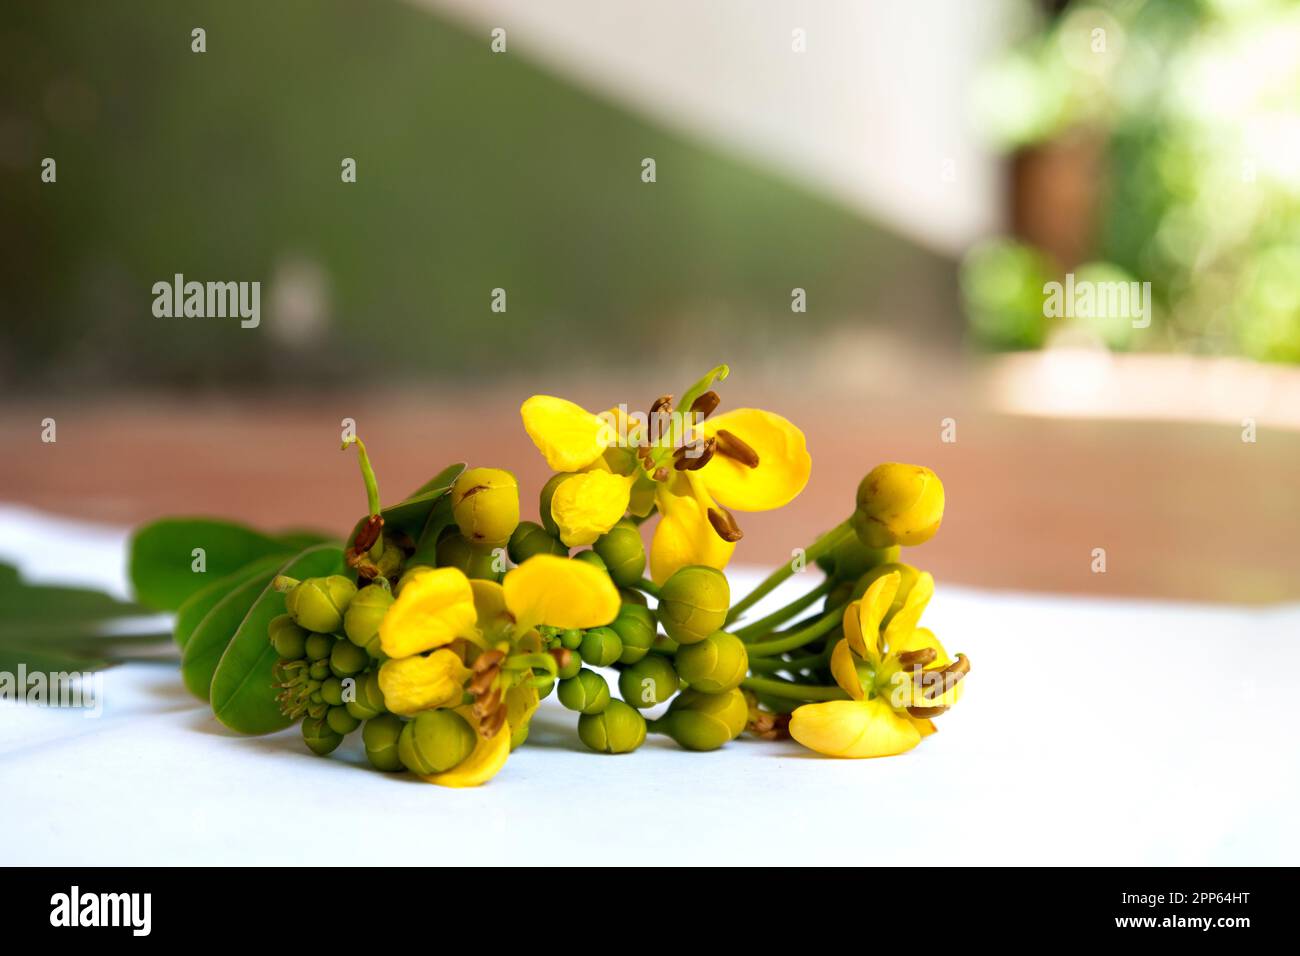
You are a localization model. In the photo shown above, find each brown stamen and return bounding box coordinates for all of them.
[652,467,669,482]
[707,506,744,542]
[479,703,508,738]
[648,394,673,417]
[907,705,948,718]
[922,653,969,700]
[689,390,721,419]
[352,514,385,553]
[673,436,716,471]
[549,647,573,671]
[468,668,498,696]
[472,650,505,674]
[897,648,937,667]
[715,429,760,468]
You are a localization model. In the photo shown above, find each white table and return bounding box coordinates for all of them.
[2,505,1297,865]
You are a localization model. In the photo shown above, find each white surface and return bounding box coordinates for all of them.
[2,505,1298,866]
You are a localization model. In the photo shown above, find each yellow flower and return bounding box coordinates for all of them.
[519,366,811,581]
[376,555,620,785]
[788,571,968,758]
[851,463,945,548]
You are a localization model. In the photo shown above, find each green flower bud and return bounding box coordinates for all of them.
[452,467,520,549]
[560,628,584,651]
[320,676,345,706]
[302,715,343,756]
[658,565,730,645]
[851,562,920,623]
[660,688,748,751]
[578,700,646,754]
[308,660,331,681]
[538,473,571,538]
[593,520,646,588]
[827,535,900,581]
[674,631,748,693]
[618,655,679,709]
[557,669,611,714]
[572,550,608,573]
[326,705,361,736]
[343,584,393,657]
[304,631,334,662]
[268,614,308,660]
[534,672,556,700]
[579,626,623,667]
[398,709,477,775]
[285,575,357,634]
[362,714,405,772]
[556,647,582,680]
[611,604,656,664]
[329,637,369,678]
[851,463,945,548]
[436,532,503,581]
[345,670,388,721]
[508,520,567,563]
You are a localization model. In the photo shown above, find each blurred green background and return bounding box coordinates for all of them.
[0,0,952,390]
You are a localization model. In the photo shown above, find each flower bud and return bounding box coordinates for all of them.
[308,660,331,681]
[508,520,567,563]
[343,584,393,657]
[304,631,333,662]
[345,669,389,721]
[556,647,583,680]
[578,699,646,754]
[302,715,343,756]
[538,473,571,538]
[674,631,748,693]
[560,628,584,651]
[268,614,308,660]
[660,688,748,751]
[285,575,357,634]
[851,463,944,548]
[452,467,520,549]
[611,604,656,664]
[362,714,405,772]
[618,655,679,709]
[851,562,920,622]
[398,709,477,774]
[321,676,345,706]
[557,668,610,714]
[593,520,646,588]
[326,705,361,736]
[436,532,502,581]
[330,638,369,678]
[827,535,900,582]
[658,565,729,645]
[573,550,608,573]
[578,625,623,667]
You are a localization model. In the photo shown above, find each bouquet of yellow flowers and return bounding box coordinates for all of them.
[129,364,968,786]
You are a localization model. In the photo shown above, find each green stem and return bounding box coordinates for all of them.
[740,675,846,702]
[745,606,844,657]
[632,577,661,598]
[732,579,833,641]
[748,652,824,674]
[725,520,854,624]
[343,436,382,517]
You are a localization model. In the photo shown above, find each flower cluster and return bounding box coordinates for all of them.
[260,364,968,785]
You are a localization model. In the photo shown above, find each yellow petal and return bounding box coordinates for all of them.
[829,638,865,699]
[550,471,633,547]
[648,486,736,584]
[883,571,933,648]
[520,395,614,472]
[419,707,511,788]
[701,409,811,511]
[377,650,470,716]
[470,579,510,645]
[788,698,922,758]
[379,567,478,658]
[503,554,620,632]
[848,571,899,664]
[506,680,541,751]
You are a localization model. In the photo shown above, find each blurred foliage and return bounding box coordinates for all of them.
[963,0,1300,361]
[0,0,951,391]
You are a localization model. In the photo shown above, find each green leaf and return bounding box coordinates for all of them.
[0,563,150,623]
[274,528,337,551]
[180,561,283,700]
[172,554,291,651]
[408,494,457,566]
[0,643,110,676]
[129,518,298,611]
[210,545,345,735]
